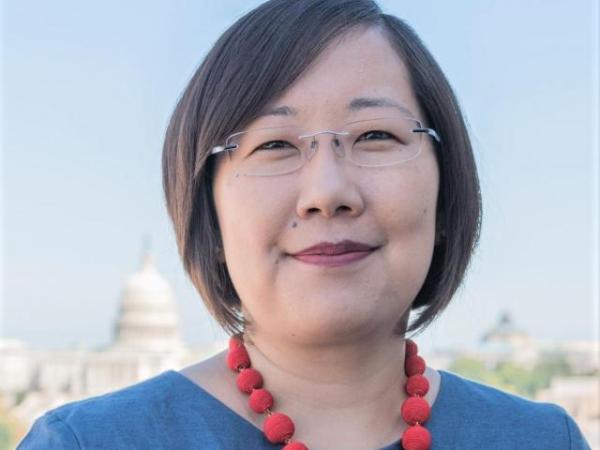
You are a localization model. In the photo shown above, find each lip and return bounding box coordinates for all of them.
[291,250,376,267]
[289,239,378,268]
[291,239,376,256]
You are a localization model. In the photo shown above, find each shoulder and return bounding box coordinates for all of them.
[45,369,178,425]
[439,368,562,417]
[437,370,591,449]
[17,412,81,450]
[17,370,185,449]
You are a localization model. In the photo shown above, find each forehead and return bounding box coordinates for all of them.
[255,26,422,124]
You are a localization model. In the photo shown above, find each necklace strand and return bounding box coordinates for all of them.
[226,335,432,450]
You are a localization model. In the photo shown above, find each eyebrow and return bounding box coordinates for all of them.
[256,96,416,119]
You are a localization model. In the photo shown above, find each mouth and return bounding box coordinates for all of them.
[291,239,376,256]
[289,247,378,267]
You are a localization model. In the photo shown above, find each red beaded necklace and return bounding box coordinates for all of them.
[226,335,432,450]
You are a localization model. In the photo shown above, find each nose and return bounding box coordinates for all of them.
[295,132,365,219]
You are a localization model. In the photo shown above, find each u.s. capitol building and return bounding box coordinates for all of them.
[1,249,226,430]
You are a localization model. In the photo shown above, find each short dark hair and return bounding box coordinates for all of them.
[162,0,482,338]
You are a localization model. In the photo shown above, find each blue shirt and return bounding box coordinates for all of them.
[17,369,592,449]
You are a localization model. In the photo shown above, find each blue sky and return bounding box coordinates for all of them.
[2,0,598,353]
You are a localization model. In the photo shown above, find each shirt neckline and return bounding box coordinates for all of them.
[164,368,447,450]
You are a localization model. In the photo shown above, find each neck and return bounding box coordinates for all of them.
[242,329,410,447]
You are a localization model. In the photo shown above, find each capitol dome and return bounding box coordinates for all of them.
[112,249,184,352]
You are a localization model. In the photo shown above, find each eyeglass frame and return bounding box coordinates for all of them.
[209,116,442,174]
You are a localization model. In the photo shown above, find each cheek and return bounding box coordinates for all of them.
[370,163,438,237]
[373,160,439,289]
[213,172,295,297]
[217,176,292,248]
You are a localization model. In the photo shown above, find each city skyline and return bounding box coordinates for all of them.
[2,0,599,354]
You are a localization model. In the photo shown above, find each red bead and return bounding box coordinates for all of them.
[226,345,250,371]
[264,412,295,443]
[401,424,431,450]
[229,336,243,350]
[282,442,309,450]
[401,396,430,425]
[405,374,429,397]
[236,368,263,394]
[405,339,418,357]
[405,354,426,376]
[249,388,274,413]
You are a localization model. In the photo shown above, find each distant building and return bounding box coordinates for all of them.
[0,249,225,430]
[474,311,540,369]
[423,310,599,448]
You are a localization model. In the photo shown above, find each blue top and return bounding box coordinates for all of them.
[17,369,591,449]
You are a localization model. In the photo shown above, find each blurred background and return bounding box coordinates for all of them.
[1,0,598,448]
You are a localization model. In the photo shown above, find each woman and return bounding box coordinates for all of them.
[18,0,591,449]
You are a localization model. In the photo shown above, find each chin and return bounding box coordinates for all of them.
[280,311,384,345]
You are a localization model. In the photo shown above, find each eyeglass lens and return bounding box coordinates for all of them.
[225,117,425,176]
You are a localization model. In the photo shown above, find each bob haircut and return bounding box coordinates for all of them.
[162,0,482,338]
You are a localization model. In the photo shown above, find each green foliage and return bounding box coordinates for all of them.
[0,404,29,450]
[494,361,539,397]
[15,391,27,406]
[447,353,575,399]
[0,423,10,450]
[448,356,491,383]
[0,413,17,450]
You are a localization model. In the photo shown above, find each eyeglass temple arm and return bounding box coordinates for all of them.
[211,144,238,155]
[413,127,441,144]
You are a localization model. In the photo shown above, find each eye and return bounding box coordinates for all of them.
[254,140,295,152]
[357,130,394,141]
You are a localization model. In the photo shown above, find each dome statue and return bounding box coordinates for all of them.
[112,245,184,352]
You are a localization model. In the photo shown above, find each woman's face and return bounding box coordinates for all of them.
[212,26,439,344]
